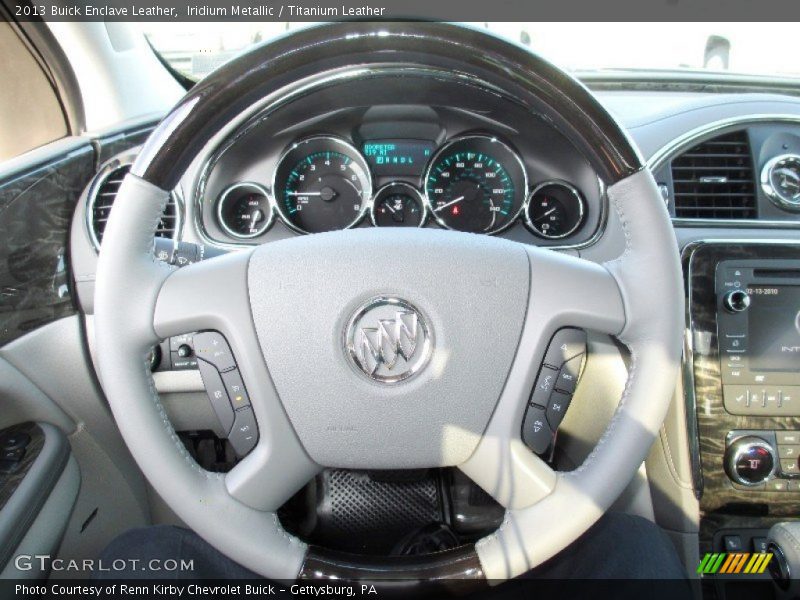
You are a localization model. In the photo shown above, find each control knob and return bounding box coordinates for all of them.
[723,289,751,313]
[724,436,776,486]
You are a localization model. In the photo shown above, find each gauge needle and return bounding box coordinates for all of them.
[534,207,557,222]
[783,177,800,190]
[484,199,497,232]
[384,203,397,214]
[434,195,465,212]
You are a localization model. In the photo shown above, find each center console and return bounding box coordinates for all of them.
[687,243,800,502]
[684,241,800,594]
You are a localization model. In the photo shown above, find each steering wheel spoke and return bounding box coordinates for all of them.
[525,246,626,337]
[460,248,625,509]
[154,251,319,511]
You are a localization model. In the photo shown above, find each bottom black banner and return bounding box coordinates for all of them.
[2,579,717,600]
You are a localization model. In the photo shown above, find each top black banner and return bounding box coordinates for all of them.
[8,0,800,22]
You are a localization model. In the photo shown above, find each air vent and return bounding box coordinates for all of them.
[89,164,180,249]
[670,130,756,220]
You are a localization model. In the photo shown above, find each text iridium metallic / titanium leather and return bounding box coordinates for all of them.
[94,22,682,582]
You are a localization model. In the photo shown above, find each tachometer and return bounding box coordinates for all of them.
[273,137,372,234]
[424,136,527,234]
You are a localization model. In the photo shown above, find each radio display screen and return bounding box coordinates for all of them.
[747,285,800,372]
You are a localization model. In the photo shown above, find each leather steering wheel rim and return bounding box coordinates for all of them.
[93,22,684,585]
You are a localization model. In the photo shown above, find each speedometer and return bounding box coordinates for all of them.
[424,136,527,234]
[273,136,372,234]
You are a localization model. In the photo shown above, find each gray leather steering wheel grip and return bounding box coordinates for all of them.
[93,22,683,582]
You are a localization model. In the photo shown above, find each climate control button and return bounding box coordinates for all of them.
[725,436,776,486]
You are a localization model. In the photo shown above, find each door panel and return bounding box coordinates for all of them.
[0,140,93,346]
[0,127,155,577]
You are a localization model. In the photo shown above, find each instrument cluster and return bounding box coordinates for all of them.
[213,133,589,241]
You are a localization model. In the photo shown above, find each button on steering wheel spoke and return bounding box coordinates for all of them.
[459,247,626,510]
[153,251,319,512]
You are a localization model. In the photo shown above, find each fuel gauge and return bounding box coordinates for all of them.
[370,183,426,228]
[524,181,585,240]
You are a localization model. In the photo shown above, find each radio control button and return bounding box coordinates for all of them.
[778,445,800,459]
[194,331,236,372]
[543,328,586,369]
[723,289,751,313]
[530,366,558,408]
[724,385,800,416]
[197,359,235,434]
[522,405,553,456]
[228,407,258,457]
[555,355,582,394]
[777,431,800,445]
[546,391,573,430]
[722,336,747,352]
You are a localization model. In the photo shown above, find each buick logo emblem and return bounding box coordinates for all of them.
[345,297,432,383]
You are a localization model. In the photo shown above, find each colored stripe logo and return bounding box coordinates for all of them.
[697,552,773,574]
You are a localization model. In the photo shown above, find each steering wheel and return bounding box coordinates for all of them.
[94,22,683,585]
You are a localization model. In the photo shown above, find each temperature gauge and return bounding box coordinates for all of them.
[370,183,426,227]
[216,182,273,239]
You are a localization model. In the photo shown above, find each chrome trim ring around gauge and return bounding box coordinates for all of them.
[648,114,800,229]
[192,66,608,250]
[271,135,373,235]
[523,179,586,240]
[215,182,275,239]
[85,150,184,252]
[369,182,428,228]
[423,135,529,235]
[761,154,800,212]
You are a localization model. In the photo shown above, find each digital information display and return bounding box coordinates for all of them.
[362,140,435,176]
[747,285,800,372]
